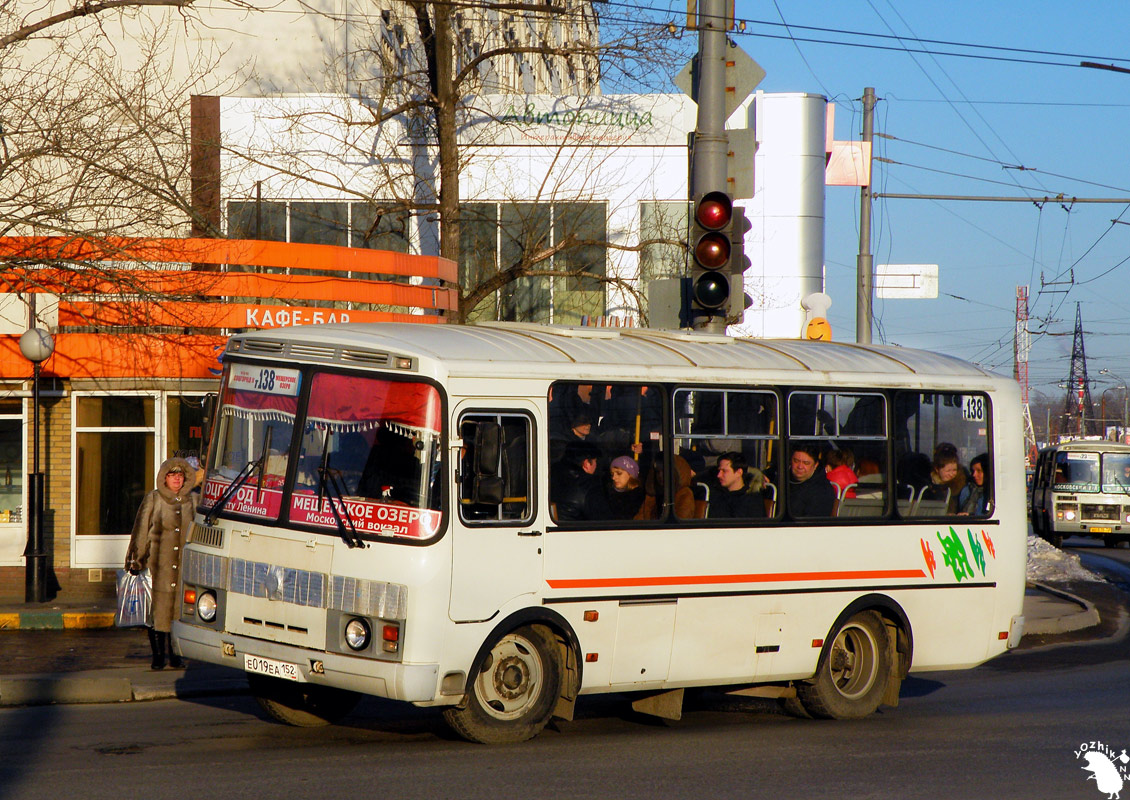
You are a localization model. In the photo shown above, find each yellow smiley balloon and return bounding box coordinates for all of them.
[805,317,832,341]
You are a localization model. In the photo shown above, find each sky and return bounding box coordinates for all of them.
[627,1,1130,409]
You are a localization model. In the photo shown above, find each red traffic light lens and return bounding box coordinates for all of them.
[695,191,733,230]
[694,232,730,269]
[693,272,730,309]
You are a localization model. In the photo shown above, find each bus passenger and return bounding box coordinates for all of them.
[606,455,645,520]
[926,443,965,513]
[550,411,593,466]
[707,452,766,519]
[825,447,858,499]
[958,453,990,516]
[551,441,612,522]
[787,443,837,517]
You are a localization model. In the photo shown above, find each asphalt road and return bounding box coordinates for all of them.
[2,625,1129,800]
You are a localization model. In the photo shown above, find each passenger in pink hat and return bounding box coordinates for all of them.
[607,455,645,520]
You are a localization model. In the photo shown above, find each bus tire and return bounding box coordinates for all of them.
[248,674,360,727]
[444,624,563,744]
[796,610,890,720]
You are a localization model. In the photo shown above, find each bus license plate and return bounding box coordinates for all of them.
[244,654,304,682]
[1091,526,1112,534]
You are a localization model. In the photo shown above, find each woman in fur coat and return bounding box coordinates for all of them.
[124,457,198,669]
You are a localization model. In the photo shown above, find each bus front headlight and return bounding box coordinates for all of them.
[1057,504,1078,522]
[197,591,217,622]
[344,618,371,651]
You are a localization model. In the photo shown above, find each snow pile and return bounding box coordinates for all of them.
[1027,535,1104,583]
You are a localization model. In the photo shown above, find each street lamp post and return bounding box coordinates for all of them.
[1099,369,1128,442]
[1101,387,1122,439]
[19,327,54,603]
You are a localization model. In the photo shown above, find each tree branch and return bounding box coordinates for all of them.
[1,0,202,49]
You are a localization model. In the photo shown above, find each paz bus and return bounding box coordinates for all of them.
[1030,439,1130,548]
[173,322,1026,743]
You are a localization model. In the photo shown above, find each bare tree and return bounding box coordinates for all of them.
[255,0,690,323]
[0,1,259,344]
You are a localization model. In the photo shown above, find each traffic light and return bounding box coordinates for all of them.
[689,191,734,321]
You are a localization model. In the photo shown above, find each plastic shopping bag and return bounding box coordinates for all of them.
[115,568,152,628]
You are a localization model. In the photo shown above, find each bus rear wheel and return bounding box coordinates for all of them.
[796,611,890,720]
[444,625,563,744]
[248,674,360,727]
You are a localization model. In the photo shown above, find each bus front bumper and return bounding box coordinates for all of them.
[173,621,439,703]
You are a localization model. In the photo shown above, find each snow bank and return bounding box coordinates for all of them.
[1027,535,1104,583]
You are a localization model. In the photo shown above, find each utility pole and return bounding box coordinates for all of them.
[856,87,876,344]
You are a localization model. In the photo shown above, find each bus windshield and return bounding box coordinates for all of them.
[1053,450,1101,493]
[203,364,445,541]
[1101,452,1130,494]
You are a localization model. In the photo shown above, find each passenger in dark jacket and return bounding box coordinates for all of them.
[551,441,612,522]
[787,443,837,517]
[707,452,766,519]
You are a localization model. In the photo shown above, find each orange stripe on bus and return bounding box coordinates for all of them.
[545,569,927,589]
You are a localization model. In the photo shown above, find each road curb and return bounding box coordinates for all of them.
[0,669,249,707]
[0,675,133,706]
[0,610,115,631]
[1025,581,1101,635]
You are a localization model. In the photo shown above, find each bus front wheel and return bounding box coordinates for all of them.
[444,625,563,744]
[248,674,359,727]
[796,610,891,720]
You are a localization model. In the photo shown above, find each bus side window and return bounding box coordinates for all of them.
[893,391,991,518]
[459,413,533,525]
[787,391,888,520]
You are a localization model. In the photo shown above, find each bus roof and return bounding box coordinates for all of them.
[228,322,1005,387]
[1039,440,1130,454]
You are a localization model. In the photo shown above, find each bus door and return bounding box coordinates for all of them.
[448,403,543,622]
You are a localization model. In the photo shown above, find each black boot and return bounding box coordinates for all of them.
[168,637,185,670]
[148,627,166,670]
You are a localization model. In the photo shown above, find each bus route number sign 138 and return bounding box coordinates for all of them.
[228,363,302,397]
[962,395,985,422]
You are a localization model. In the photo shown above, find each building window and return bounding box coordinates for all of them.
[639,201,688,284]
[0,401,22,525]
[460,201,607,324]
[460,203,500,322]
[290,202,348,246]
[226,200,411,253]
[350,203,410,253]
[227,200,287,242]
[74,395,155,536]
[166,395,209,468]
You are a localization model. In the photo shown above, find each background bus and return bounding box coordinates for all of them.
[174,322,1026,743]
[1030,440,1130,548]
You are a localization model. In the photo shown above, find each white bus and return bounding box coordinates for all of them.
[1030,440,1130,548]
[174,322,1026,743]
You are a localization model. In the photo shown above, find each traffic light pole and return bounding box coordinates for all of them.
[690,0,729,196]
[690,0,729,332]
